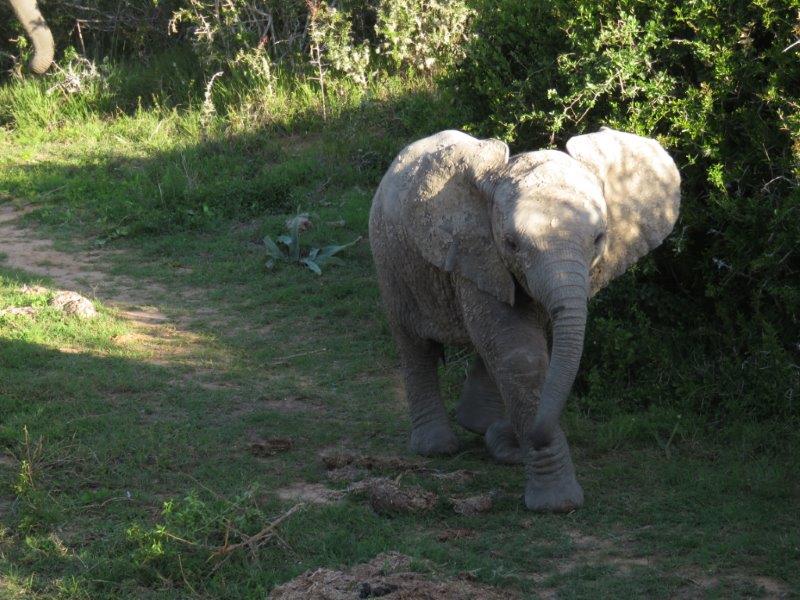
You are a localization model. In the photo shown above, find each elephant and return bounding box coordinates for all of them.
[8,0,54,74]
[368,128,680,512]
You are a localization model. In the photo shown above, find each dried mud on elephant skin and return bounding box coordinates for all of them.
[270,552,517,599]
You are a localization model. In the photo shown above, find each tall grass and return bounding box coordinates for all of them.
[0,51,458,239]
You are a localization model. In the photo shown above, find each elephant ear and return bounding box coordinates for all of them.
[566,127,681,295]
[399,130,515,304]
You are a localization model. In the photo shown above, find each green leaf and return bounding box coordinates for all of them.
[301,258,322,275]
[315,237,361,264]
[276,235,294,247]
[263,236,284,259]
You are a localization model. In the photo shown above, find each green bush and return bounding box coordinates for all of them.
[170,0,472,80]
[452,0,800,425]
[2,0,472,85]
[374,0,473,73]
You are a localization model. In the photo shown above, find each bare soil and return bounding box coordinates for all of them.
[270,552,517,599]
[0,204,223,377]
[0,205,162,319]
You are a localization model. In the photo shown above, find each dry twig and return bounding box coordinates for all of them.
[209,503,304,561]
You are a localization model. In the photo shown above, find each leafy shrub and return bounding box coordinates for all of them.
[308,2,371,86]
[374,0,473,73]
[170,0,471,78]
[452,0,800,425]
[169,0,308,71]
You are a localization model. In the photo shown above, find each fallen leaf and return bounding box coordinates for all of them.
[250,437,293,457]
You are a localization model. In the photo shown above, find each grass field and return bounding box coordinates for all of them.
[0,68,798,598]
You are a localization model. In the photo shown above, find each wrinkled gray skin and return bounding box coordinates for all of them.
[8,0,54,74]
[369,128,680,512]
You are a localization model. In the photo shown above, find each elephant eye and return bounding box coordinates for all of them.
[504,236,519,253]
[593,232,606,261]
[594,232,606,249]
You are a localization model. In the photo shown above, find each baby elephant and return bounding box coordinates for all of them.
[369,128,680,512]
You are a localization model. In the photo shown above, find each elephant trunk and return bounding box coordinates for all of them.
[525,246,589,450]
[9,0,54,74]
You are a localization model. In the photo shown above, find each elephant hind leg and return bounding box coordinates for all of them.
[485,420,524,464]
[455,355,526,465]
[394,330,458,456]
[455,355,506,434]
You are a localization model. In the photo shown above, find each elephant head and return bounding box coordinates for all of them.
[8,0,54,74]
[405,128,680,501]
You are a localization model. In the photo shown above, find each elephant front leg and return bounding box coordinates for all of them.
[523,425,582,512]
[489,341,583,511]
[395,332,458,456]
[459,284,583,511]
[495,350,582,512]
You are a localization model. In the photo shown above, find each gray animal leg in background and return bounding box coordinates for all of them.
[485,419,524,464]
[456,355,506,434]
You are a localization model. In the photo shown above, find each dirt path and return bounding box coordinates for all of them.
[0,204,171,323]
[0,204,212,369]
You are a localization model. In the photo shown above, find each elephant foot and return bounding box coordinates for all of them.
[410,421,458,456]
[525,472,583,513]
[523,430,584,512]
[485,420,524,464]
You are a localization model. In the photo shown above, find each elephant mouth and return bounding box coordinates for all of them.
[510,273,527,304]
[511,274,551,321]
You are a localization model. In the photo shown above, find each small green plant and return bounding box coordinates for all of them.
[264,213,360,274]
[12,426,41,498]
[127,489,303,575]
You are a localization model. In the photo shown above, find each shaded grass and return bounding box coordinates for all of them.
[1,200,797,598]
[1,55,452,240]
